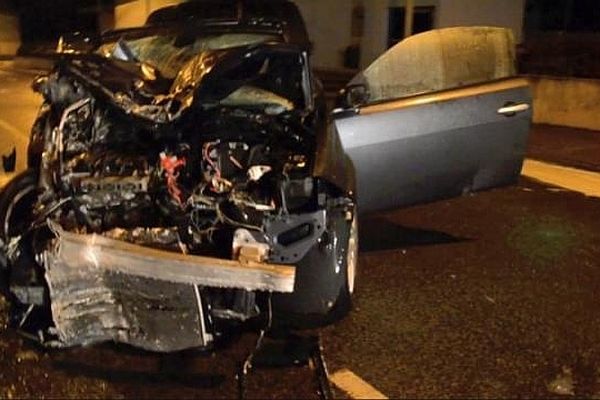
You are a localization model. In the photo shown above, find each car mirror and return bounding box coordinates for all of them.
[31,75,49,94]
[56,32,99,54]
[337,84,369,110]
[347,84,369,107]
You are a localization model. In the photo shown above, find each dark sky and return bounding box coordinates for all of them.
[15,0,113,42]
[526,0,600,32]
[12,0,600,44]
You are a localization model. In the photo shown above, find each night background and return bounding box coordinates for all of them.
[5,1,107,39]
[1,0,599,78]
[0,1,599,399]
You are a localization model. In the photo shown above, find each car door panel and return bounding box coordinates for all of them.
[335,78,531,213]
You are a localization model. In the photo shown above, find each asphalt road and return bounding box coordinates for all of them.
[0,65,42,184]
[1,180,599,399]
[0,67,599,398]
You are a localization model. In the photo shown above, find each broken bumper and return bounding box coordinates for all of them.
[43,227,295,352]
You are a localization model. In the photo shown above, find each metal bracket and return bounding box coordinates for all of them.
[236,333,334,400]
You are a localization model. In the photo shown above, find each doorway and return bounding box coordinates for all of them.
[388,6,435,48]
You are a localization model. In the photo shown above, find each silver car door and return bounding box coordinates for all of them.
[334,27,532,213]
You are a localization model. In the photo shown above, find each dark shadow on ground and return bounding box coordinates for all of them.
[52,357,226,389]
[528,124,600,172]
[359,216,470,253]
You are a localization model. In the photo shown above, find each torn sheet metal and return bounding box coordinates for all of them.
[46,226,296,293]
[45,262,211,352]
[53,42,307,124]
[43,225,295,351]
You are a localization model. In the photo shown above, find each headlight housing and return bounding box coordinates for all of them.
[60,98,93,155]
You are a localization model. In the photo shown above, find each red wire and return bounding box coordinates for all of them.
[161,153,187,207]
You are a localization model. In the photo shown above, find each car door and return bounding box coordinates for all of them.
[334,27,532,214]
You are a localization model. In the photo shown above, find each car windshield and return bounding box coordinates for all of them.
[97,32,281,79]
[96,32,305,113]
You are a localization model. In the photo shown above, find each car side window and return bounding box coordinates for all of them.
[349,26,517,105]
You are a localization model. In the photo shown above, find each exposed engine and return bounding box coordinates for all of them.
[39,79,317,263]
[3,42,355,353]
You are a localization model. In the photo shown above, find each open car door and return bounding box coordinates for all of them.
[334,27,532,214]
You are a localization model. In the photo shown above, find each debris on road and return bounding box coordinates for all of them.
[547,366,576,396]
[0,296,8,329]
[484,295,496,304]
[16,350,39,363]
[1,384,17,400]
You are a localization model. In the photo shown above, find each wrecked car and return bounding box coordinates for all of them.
[0,7,531,352]
[0,20,355,352]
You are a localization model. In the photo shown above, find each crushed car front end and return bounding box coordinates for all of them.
[0,26,357,352]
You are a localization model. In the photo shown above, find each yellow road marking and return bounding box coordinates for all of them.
[522,159,600,198]
[330,369,388,399]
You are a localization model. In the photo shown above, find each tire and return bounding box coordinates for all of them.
[0,169,53,335]
[0,169,38,244]
[272,208,358,330]
[327,209,358,322]
[0,169,38,293]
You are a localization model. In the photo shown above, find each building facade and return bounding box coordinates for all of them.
[0,2,20,56]
[1,0,526,70]
[111,0,525,69]
[293,0,525,69]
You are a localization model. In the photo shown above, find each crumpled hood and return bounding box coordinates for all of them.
[52,42,304,123]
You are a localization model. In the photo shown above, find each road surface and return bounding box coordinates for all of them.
[1,177,599,398]
[0,65,42,185]
[0,65,599,399]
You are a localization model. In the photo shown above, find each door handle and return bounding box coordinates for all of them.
[497,103,530,116]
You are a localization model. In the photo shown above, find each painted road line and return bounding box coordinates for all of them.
[522,159,600,199]
[330,369,388,399]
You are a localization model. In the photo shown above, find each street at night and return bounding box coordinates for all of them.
[1,0,600,399]
[0,66,598,396]
[0,64,41,185]
[0,173,599,398]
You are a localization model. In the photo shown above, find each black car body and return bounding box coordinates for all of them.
[145,0,310,50]
[1,18,356,352]
[0,3,531,353]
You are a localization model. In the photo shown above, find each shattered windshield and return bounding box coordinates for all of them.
[98,32,281,79]
[96,31,304,113]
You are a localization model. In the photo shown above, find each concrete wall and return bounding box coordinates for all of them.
[437,0,525,42]
[294,0,354,70]
[361,0,441,68]
[529,76,600,132]
[359,0,525,69]
[360,0,388,69]
[110,0,525,70]
[0,12,20,56]
[115,0,183,29]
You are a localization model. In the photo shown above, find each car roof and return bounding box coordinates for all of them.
[145,0,310,49]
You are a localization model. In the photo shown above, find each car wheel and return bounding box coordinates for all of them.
[0,169,54,336]
[328,209,358,321]
[0,169,38,245]
[0,169,38,297]
[346,211,358,295]
[271,207,358,330]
